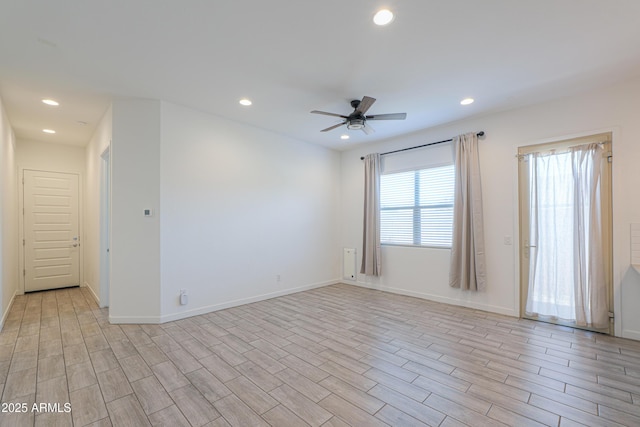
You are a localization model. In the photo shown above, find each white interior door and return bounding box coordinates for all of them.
[24,170,80,292]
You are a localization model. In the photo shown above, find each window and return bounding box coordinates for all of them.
[380,164,454,247]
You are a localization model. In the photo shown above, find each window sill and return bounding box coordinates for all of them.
[381,243,452,250]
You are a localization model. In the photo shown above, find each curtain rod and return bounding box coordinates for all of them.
[360,131,485,160]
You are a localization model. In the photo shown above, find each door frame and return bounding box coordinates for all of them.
[18,167,84,294]
[517,132,614,334]
[99,146,111,307]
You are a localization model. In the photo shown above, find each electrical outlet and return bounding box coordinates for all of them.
[180,289,188,305]
[504,235,513,245]
[276,274,281,282]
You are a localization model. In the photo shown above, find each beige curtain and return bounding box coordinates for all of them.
[361,153,382,276]
[571,144,608,327]
[449,133,486,291]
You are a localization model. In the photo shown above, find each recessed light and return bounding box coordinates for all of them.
[42,99,59,106]
[43,129,56,134]
[340,134,350,140]
[239,98,252,106]
[460,98,474,105]
[373,9,394,26]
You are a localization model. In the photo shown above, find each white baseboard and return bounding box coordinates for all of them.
[345,279,518,317]
[109,314,162,324]
[109,279,340,325]
[84,281,101,306]
[0,289,18,331]
[622,329,640,341]
[159,279,339,324]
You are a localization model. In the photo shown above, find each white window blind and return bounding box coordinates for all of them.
[380,164,454,247]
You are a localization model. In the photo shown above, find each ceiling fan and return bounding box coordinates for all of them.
[310,96,407,135]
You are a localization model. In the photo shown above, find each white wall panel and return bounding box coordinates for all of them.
[0,96,18,328]
[83,106,112,306]
[110,99,161,322]
[159,101,341,321]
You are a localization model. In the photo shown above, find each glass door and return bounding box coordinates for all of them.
[518,134,613,334]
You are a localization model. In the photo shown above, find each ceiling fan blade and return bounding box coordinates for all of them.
[366,113,407,120]
[310,110,349,119]
[362,123,375,135]
[320,122,347,132]
[355,96,376,114]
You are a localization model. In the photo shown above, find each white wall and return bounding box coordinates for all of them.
[110,99,161,323]
[340,75,640,340]
[0,96,18,328]
[84,107,112,305]
[16,139,86,172]
[159,101,340,321]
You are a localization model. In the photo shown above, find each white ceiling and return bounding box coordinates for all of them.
[1,0,639,150]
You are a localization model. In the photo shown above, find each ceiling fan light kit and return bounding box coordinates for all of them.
[347,119,364,130]
[310,96,406,135]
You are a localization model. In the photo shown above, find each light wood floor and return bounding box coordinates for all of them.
[1,284,639,426]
